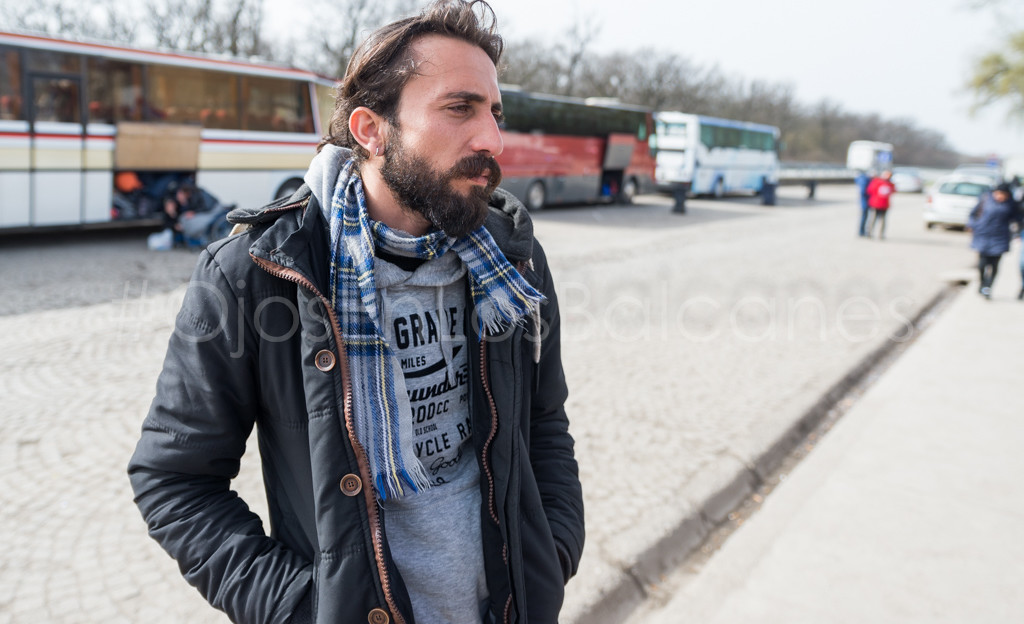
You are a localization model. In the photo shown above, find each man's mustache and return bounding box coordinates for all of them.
[448,154,502,187]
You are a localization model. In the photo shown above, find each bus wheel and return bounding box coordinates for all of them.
[275,178,304,200]
[526,181,546,211]
[713,178,725,199]
[617,177,637,204]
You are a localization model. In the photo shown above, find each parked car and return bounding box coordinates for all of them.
[923,174,993,229]
[953,164,1003,186]
[891,167,923,193]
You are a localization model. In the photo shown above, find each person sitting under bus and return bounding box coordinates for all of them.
[162,181,233,247]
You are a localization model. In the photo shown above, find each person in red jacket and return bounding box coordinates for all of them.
[866,170,896,240]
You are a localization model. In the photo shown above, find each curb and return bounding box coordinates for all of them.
[573,283,961,624]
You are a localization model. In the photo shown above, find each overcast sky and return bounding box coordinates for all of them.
[267,0,1024,157]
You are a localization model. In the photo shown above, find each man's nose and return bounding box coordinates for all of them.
[471,113,503,157]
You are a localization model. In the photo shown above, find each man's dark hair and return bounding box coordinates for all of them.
[317,0,504,159]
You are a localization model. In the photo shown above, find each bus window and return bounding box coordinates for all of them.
[148,65,240,129]
[661,122,687,138]
[0,49,22,120]
[26,49,81,73]
[700,125,713,148]
[31,77,80,123]
[87,58,145,124]
[242,76,314,133]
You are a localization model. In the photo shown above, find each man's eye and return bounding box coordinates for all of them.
[493,112,506,124]
[450,104,471,114]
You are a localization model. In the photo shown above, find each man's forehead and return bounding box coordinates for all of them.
[406,35,499,94]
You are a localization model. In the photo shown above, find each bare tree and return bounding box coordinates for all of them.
[0,0,140,44]
[144,0,271,58]
[146,0,215,53]
[294,0,419,77]
[557,12,601,96]
[215,0,268,57]
[501,38,565,92]
[500,14,603,97]
[0,0,272,59]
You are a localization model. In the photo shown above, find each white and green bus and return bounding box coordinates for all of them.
[653,111,780,200]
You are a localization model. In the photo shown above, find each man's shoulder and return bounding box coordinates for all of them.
[200,187,317,277]
[227,185,313,228]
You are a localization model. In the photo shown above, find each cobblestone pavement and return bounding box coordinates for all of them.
[0,186,976,622]
[0,230,201,317]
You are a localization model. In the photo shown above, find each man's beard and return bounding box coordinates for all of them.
[379,126,502,238]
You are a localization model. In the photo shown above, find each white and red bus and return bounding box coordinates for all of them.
[0,30,335,230]
[497,87,656,210]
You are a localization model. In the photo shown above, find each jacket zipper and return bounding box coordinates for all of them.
[479,337,513,624]
[251,253,406,624]
[479,338,501,526]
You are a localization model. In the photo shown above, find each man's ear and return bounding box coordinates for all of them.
[349,106,387,158]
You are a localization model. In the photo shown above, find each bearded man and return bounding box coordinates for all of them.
[127,1,584,623]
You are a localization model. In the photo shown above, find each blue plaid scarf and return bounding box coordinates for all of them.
[326,159,544,501]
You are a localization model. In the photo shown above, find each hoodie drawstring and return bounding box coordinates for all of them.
[437,284,459,385]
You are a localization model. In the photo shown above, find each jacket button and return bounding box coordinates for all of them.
[314,349,335,372]
[340,474,362,497]
[368,608,390,624]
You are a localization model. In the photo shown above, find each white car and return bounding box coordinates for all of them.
[923,174,992,229]
[891,167,923,193]
[952,164,1003,187]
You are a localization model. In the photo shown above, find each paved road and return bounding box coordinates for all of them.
[0,186,976,622]
[625,240,1024,624]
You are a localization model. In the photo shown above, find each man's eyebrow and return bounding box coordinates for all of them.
[442,91,503,112]
[443,90,486,103]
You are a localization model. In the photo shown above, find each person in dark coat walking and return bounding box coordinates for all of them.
[127,2,584,623]
[968,183,1022,299]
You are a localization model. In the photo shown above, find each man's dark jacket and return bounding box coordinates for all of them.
[127,185,585,624]
[969,191,1022,256]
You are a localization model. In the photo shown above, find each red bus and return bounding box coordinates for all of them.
[497,87,656,210]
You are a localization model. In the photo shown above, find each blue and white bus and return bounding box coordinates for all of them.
[653,111,780,199]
